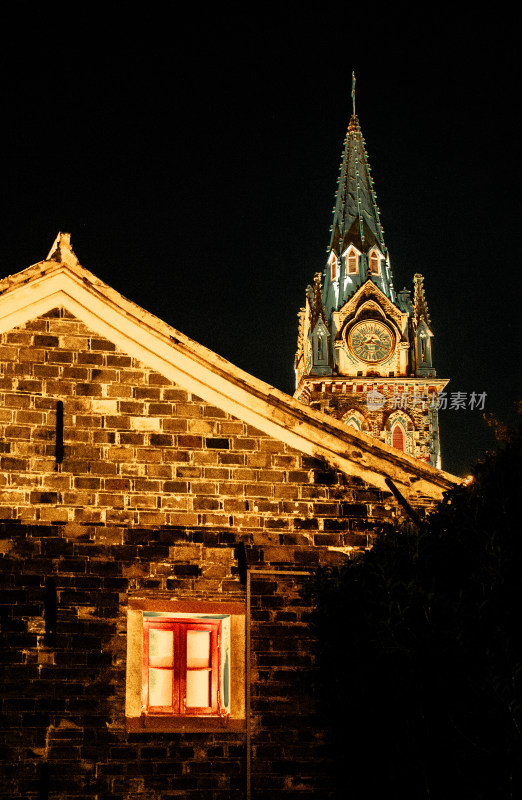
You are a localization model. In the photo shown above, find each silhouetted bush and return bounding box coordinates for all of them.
[313,417,522,799]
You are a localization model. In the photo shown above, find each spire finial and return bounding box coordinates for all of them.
[351,71,356,116]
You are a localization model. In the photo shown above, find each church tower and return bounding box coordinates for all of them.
[295,78,448,468]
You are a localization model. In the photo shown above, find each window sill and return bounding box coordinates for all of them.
[126,715,246,733]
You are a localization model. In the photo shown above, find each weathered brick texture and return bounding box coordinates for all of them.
[0,309,405,543]
[0,309,419,799]
[308,382,438,461]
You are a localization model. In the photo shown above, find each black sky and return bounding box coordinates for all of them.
[1,19,520,477]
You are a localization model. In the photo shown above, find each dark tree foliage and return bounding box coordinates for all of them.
[313,419,522,799]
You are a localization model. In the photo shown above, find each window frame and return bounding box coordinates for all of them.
[142,617,221,717]
[369,250,381,276]
[391,422,406,451]
[330,252,338,282]
[346,248,358,275]
[126,599,246,733]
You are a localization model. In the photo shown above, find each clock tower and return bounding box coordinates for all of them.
[294,80,448,468]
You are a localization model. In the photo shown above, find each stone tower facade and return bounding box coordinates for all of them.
[295,104,448,468]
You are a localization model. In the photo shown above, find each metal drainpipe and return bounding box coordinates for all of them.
[246,568,311,800]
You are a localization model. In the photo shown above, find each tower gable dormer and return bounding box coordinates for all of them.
[333,279,407,342]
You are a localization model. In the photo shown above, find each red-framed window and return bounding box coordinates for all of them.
[369,251,380,275]
[142,618,221,716]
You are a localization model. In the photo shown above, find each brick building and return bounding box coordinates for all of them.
[0,232,457,799]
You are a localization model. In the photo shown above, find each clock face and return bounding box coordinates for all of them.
[348,321,394,363]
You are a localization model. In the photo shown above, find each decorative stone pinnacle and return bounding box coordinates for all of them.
[46,232,80,268]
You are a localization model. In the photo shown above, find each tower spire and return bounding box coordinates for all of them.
[294,79,448,471]
[324,83,395,319]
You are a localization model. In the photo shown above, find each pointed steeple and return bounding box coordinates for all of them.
[323,79,395,317]
[330,112,386,258]
[295,79,448,471]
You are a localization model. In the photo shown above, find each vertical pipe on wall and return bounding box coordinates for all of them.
[38,762,49,800]
[246,570,251,800]
[245,568,311,800]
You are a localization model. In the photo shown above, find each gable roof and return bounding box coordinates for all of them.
[0,234,459,502]
[334,278,406,336]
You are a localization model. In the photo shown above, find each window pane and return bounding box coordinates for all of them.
[186,630,210,668]
[149,629,174,667]
[149,668,173,706]
[186,669,210,707]
[392,425,405,451]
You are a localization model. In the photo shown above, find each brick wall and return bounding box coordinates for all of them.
[0,309,402,542]
[0,308,413,799]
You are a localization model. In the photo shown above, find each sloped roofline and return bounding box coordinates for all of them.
[0,234,459,501]
[338,278,402,318]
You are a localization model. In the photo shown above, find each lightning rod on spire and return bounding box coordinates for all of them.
[352,72,356,115]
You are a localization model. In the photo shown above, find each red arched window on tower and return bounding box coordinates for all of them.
[392,423,405,452]
[369,251,380,275]
[347,250,358,274]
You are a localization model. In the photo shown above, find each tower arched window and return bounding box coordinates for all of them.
[391,423,405,452]
[342,409,367,431]
[347,249,358,275]
[369,251,380,275]
[346,417,361,431]
[330,254,338,282]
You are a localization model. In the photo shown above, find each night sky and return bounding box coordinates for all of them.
[1,21,520,478]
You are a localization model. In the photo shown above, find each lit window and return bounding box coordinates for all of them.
[126,601,245,732]
[391,423,405,451]
[369,251,380,275]
[143,617,223,716]
[347,249,358,274]
[420,337,426,362]
[330,254,338,281]
[316,334,324,361]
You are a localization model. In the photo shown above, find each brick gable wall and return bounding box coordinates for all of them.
[0,309,401,544]
[0,308,416,799]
